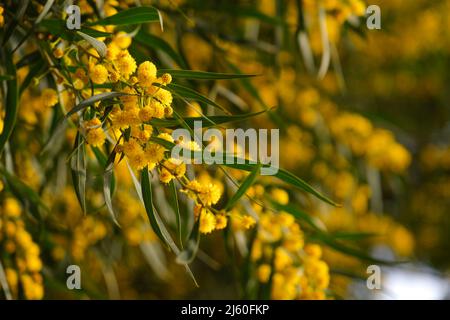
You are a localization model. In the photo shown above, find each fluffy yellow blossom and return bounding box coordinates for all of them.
[41,88,58,107]
[215,213,228,230]
[137,61,157,87]
[115,51,137,79]
[257,264,271,283]
[159,167,174,183]
[197,183,221,206]
[113,31,132,49]
[145,143,166,164]
[89,64,108,84]
[199,209,216,234]
[85,118,105,147]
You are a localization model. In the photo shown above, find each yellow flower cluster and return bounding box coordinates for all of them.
[184,178,224,234]
[0,198,43,299]
[252,211,329,300]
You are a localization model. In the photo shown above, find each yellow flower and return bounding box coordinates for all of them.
[304,244,322,259]
[199,209,216,234]
[4,198,22,218]
[89,64,108,84]
[159,167,174,183]
[145,143,165,164]
[154,88,173,106]
[85,118,105,147]
[86,128,105,147]
[137,61,157,87]
[161,73,172,85]
[115,51,137,79]
[41,88,58,107]
[122,138,142,156]
[113,31,132,49]
[241,215,256,229]
[215,213,228,230]
[139,106,154,122]
[257,264,271,283]
[270,188,289,205]
[198,183,222,206]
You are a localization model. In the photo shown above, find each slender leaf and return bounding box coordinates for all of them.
[270,200,325,231]
[67,92,125,117]
[166,83,229,114]
[134,31,187,69]
[77,31,107,58]
[176,220,200,265]
[157,69,257,80]
[225,163,261,210]
[149,109,268,128]
[88,7,160,26]
[141,167,168,244]
[70,133,87,213]
[0,50,19,155]
[169,180,183,248]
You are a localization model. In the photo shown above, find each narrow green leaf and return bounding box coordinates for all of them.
[77,31,107,58]
[141,167,168,244]
[225,163,261,210]
[270,200,325,231]
[149,137,337,206]
[169,180,183,248]
[88,7,160,26]
[70,133,87,213]
[134,31,187,69]
[0,50,19,155]
[315,233,406,265]
[149,109,268,128]
[0,75,14,81]
[176,220,200,265]
[166,83,229,114]
[157,69,257,80]
[67,92,125,117]
[93,147,119,226]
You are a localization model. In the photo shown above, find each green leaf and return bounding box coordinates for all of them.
[166,83,229,114]
[0,75,14,81]
[92,147,119,226]
[176,220,200,265]
[2,0,30,45]
[223,163,338,206]
[141,167,168,244]
[274,169,339,206]
[157,69,257,80]
[0,50,19,155]
[149,109,268,128]
[136,166,198,286]
[77,31,107,58]
[270,200,325,231]
[70,133,87,213]
[330,231,379,241]
[88,7,160,26]
[67,92,125,117]
[225,163,261,210]
[169,180,183,248]
[134,31,187,69]
[149,138,337,206]
[314,233,405,265]
[39,19,112,40]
